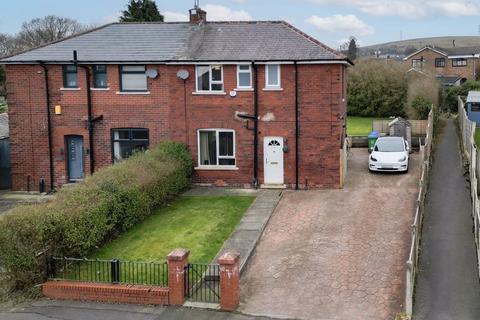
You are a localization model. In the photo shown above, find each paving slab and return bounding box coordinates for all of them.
[240,148,421,320]
[0,190,54,214]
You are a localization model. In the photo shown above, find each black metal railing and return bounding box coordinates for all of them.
[184,263,220,303]
[48,257,168,287]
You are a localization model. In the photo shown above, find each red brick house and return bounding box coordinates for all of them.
[1,6,351,191]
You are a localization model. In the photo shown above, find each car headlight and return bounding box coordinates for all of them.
[370,156,378,162]
[398,156,407,162]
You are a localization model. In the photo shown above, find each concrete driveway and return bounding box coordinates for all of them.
[240,148,421,320]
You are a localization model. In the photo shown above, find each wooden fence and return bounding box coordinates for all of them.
[405,109,434,316]
[457,97,480,280]
[373,119,428,136]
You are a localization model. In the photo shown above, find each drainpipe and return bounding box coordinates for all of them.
[252,61,259,188]
[73,50,95,175]
[39,63,55,192]
[294,61,299,190]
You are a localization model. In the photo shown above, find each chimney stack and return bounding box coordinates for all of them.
[189,3,207,24]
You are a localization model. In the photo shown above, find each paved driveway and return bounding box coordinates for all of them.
[240,148,421,320]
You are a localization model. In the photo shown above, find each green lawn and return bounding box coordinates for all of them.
[93,196,255,263]
[475,131,480,147]
[347,116,387,136]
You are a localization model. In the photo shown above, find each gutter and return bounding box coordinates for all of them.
[39,63,55,192]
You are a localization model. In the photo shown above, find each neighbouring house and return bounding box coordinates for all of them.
[403,46,480,84]
[0,6,351,191]
[465,91,480,125]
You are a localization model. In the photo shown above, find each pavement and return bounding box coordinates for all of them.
[413,119,480,320]
[0,190,53,214]
[240,148,421,320]
[0,299,280,320]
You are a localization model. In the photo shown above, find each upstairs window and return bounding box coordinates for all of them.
[120,65,147,92]
[196,65,224,92]
[265,64,281,88]
[237,64,252,89]
[63,65,78,88]
[112,128,149,163]
[412,59,423,69]
[452,58,467,67]
[198,129,235,167]
[435,58,445,68]
[93,65,108,88]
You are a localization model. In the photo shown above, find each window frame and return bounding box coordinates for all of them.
[265,64,281,88]
[63,65,78,88]
[452,58,467,67]
[93,65,108,88]
[119,65,148,92]
[195,65,224,92]
[197,129,236,168]
[412,59,423,69]
[111,128,149,163]
[236,64,252,89]
[435,58,445,68]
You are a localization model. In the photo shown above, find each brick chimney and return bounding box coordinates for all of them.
[189,6,207,24]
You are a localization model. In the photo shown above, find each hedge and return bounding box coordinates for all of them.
[0,141,192,292]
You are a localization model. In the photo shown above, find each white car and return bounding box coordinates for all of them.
[369,136,409,172]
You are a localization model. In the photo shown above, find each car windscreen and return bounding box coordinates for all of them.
[374,139,405,152]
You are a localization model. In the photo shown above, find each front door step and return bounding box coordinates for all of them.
[260,184,287,189]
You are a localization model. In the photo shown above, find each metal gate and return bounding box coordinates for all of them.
[184,263,220,303]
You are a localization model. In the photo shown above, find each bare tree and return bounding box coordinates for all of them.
[16,15,87,49]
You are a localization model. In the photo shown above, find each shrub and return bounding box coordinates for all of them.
[0,141,191,292]
[347,59,408,117]
[410,95,432,120]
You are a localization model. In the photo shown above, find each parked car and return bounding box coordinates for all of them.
[369,136,409,173]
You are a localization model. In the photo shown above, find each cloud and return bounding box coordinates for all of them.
[306,14,375,36]
[164,11,188,22]
[426,1,480,16]
[203,4,252,20]
[309,0,480,19]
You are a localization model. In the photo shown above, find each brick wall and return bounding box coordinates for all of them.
[5,62,346,190]
[404,48,478,80]
[42,281,169,305]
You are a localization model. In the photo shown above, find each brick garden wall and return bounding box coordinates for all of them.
[5,63,346,190]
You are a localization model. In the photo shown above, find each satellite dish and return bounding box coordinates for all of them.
[177,70,190,80]
[146,69,158,79]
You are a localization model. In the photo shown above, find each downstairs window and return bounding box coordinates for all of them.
[198,129,235,167]
[112,128,149,163]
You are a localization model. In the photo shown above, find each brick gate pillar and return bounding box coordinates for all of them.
[218,252,240,311]
[166,248,189,305]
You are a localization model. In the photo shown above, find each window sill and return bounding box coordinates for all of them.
[91,87,110,91]
[116,91,150,95]
[235,88,254,92]
[60,87,81,91]
[192,91,227,95]
[195,166,239,171]
[263,87,283,91]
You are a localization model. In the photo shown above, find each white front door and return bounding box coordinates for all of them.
[264,137,284,185]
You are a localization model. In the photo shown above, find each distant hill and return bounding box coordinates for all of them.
[360,36,480,57]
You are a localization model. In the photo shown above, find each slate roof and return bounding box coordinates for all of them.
[0,113,8,139]
[0,22,347,63]
[435,46,480,56]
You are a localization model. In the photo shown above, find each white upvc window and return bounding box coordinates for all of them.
[237,64,252,89]
[197,129,235,167]
[265,64,281,88]
[196,65,224,92]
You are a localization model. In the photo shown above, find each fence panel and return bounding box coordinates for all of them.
[405,109,434,315]
[457,97,480,279]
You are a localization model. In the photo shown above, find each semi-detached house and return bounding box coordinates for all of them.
[0,6,352,191]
